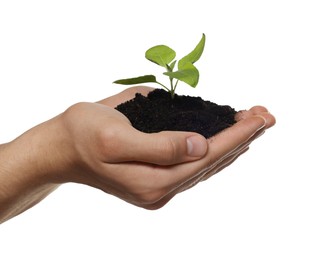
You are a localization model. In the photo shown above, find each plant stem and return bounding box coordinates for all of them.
[166,66,176,99]
[156,81,170,92]
[173,80,179,96]
[169,77,175,99]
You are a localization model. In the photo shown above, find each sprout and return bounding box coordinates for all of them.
[114,34,206,99]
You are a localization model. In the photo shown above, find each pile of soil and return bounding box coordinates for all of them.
[115,89,237,139]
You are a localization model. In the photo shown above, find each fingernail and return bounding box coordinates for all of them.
[186,135,208,157]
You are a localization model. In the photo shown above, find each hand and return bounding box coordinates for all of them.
[0,86,275,223]
[60,86,275,209]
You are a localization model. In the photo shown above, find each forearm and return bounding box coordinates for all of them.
[0,115,70,223]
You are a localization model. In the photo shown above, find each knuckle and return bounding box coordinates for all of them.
[96,127,122,160]
[63,102,89,121]
[160,137,180,163]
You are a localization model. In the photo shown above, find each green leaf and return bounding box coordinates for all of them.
[164,62,199,88]
[169,60,177,71]
[145,45,176,67]
[113,75,157,85]
[178,33,206,70]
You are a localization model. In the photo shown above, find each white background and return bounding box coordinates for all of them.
[1,1,328,259]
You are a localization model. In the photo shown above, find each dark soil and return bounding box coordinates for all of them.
[115,89,237,139]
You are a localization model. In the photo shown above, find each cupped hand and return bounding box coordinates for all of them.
[0,86,275,223]
[59,86,275,209]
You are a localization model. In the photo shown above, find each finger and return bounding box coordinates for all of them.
[200,147,250,182]
[250,105,269,114]
[217,129,265,165]
[174,144,250,194]
[237,111,275,129]
[97,115,268,207]
[109,145,251,210]
[97,128,260,209]
[205,115,267,165]
[235,107,276,129]
[261,112,276,128]
[104,144,250,210]
[170,126,266,195]
[103,129,208,165]
[145,147,250,209]
[235,106,268,119]
[161,126,264,191]
[130,115,267,190]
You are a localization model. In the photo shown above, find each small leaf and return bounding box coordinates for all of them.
[178,33,206,70]
[145,45,176,67]
[169,60,177,71]
[164,62,199,88]
[113,75,157,85]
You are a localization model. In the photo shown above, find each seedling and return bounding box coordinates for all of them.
[114,34,206,99]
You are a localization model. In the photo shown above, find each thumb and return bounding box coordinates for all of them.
[109,130,208,165]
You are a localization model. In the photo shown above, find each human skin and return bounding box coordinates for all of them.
[0,86,276,223]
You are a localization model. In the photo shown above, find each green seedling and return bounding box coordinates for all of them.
[114,34,206,99]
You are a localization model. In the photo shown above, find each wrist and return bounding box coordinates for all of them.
[14,114,77,184]
[0,115,74,222]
